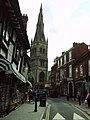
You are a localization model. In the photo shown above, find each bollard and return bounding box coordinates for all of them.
[34,95,37,112]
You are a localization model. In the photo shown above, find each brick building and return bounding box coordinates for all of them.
[51,42,89,98]
[73,49,90,99]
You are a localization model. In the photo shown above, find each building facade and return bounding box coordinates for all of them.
[59,42,88,97]
[73,50,90,99]
[0,0,31,115]
[30,4,48,89]
[51,42,89,98]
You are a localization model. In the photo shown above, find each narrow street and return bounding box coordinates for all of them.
[48,98,89,120]
[1,0,90,119]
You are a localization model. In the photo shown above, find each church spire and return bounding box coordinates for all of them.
[34,3,45,41]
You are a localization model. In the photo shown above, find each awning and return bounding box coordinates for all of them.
[27,80,32,88]
[0,57,13,73]
[0,55,26,83]
[12,65,26,83]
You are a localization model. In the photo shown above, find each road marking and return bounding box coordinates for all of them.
[73,105,90,119]
[53,113,66,120]
[73,113,85,120]
[45,104,51,120]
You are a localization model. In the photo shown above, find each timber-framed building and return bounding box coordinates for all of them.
[0,0,31,115]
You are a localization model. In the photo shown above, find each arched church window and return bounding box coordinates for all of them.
[32,48,36,54]
[40,48,42,53]
[34,48,36,53]
[40,59,45,67]
[43,48,45,54]
[39,71,45,82]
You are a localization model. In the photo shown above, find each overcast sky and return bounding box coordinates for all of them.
[19,0,90,71]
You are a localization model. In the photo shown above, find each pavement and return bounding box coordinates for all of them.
[60,97,90,117]
[0,97,90,120]
[0,100,48,120]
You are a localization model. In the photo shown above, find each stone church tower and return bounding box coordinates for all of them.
[30,4,48,89]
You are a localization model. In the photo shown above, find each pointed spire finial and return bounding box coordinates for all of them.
[34,3,46,41]
[40,3,42,11]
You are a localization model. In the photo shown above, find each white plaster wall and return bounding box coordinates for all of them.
[7,42,14,62]
[0,49,6,57]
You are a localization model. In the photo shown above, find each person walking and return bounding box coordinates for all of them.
[24,91,28,101]
[86,91,90,108]
[84,90,87,100]
[28,89,32,103]
[77,91,81,105]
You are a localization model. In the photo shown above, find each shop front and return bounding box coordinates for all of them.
[0,57,32,116]
[74,79,86,100]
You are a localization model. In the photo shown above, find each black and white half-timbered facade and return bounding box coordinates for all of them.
[0,0,32,115]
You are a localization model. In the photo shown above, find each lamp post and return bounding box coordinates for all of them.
[34,91,37,112]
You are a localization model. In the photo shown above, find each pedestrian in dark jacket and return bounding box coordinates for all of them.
[28,89,32,103]
[77,91,81,105]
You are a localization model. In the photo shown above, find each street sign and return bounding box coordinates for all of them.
[73,113,85,120]
[53,113,66,120]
